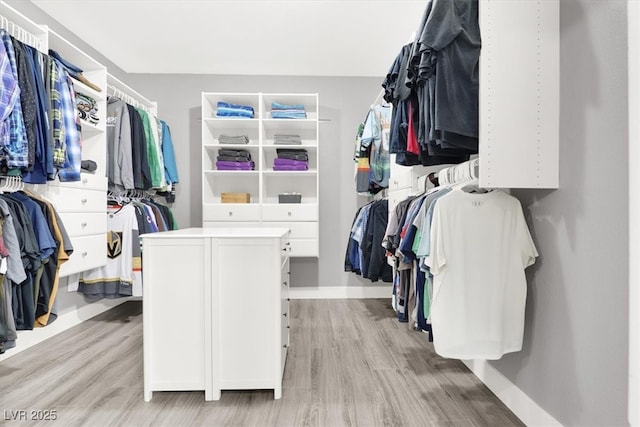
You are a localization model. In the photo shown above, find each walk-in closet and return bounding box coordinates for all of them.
[0,1,636,426]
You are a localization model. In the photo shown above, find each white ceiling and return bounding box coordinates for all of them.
[30,0,426,77]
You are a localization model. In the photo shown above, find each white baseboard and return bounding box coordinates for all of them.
[289,285,392,300]
[462,359,562,426]
[0,299,128,361]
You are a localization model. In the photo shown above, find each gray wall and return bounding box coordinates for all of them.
[125,74,388,288]
[495,1,629,425]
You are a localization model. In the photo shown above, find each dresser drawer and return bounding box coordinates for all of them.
[261,204,318,221]
[263,222,318,239]
[203,221,258,229]
[58,212,106,237]
[203,203,261,221]
[281,311,290,348]
[48,187,106,213]
[289,239,318,257]
[59,234,107,277]
[49,174,107,191]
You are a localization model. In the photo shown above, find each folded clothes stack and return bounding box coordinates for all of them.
[270,102,307,119]
[216,101,255,118]
[76,92,100,125]
[274,148,308,171]
[274,134,302,145]
[218,134,250,144]
[216,149,255,170]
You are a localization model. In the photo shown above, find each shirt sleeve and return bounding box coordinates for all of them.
[118,103,135,190]
[426,201,447,275]
[515,202,539,268]
[420,0,463,51]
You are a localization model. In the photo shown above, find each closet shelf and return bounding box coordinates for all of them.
[262,170,317,176]
[204,170,259,176]
[263,144,317,150]
[73,80,106,101]
[203,118,258,130]
[262,119,317,131]
[79,120,104,135]
[203,143,258,149]
[202,92,320,257]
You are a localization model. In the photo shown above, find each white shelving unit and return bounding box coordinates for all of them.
[201,92,319,257]
[45,28,108,277]
[0,2,120,362]
[478,0,559,189]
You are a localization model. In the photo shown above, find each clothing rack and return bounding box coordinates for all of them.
[108,188,158,203]
[415,159,481,191]
[106,74,156,114]
[437,158,480,186]
[0,13,45,52]
[0,175,24,192]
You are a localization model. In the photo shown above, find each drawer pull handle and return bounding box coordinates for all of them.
[282,281,288,286]
[287,298,290,301]
[283,344,288,349]
[82,251,88,257]
[82,178,88,184]
[228,211,233,216]
[287,325,290,329]
[282,313,287,317]
[81,198,88,204]
[287,211,292,216]
[81,222,87,227]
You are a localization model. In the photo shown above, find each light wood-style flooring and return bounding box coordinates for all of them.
[0,299,524,426]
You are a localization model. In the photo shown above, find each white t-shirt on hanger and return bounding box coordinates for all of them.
[427,189,538,360]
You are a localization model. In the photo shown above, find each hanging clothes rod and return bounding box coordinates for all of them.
[106,74,156,114]
[437,158,480,186]
[0,13,44,51]
[107,84,151,113]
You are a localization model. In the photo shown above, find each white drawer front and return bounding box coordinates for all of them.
[58,212,107,237]
[48,187,105,213]
[59,234,107,277]
[262,221,318,239]
[203,204,261,221]
[289,239,318,257]
[203,221,258,229]
[48,174,107,191]
[261,204,318,221]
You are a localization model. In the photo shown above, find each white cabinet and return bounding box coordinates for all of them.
[478,0,559,189]
[201,92,319,257]
[142,227,290,401]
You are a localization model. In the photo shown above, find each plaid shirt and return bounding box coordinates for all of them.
[1,31,29,168]
[49,58,66,168]
[0,32,20,131]
[57,72,81,181]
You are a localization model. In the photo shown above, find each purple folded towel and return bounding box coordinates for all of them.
[273,164,309,171]
[217,165,254,171]
[216,160,255,169]
[274,158,309,167]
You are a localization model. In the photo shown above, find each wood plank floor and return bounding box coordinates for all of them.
[0,299,524,427]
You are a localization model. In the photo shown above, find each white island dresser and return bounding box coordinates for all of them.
[141,227,291,401]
